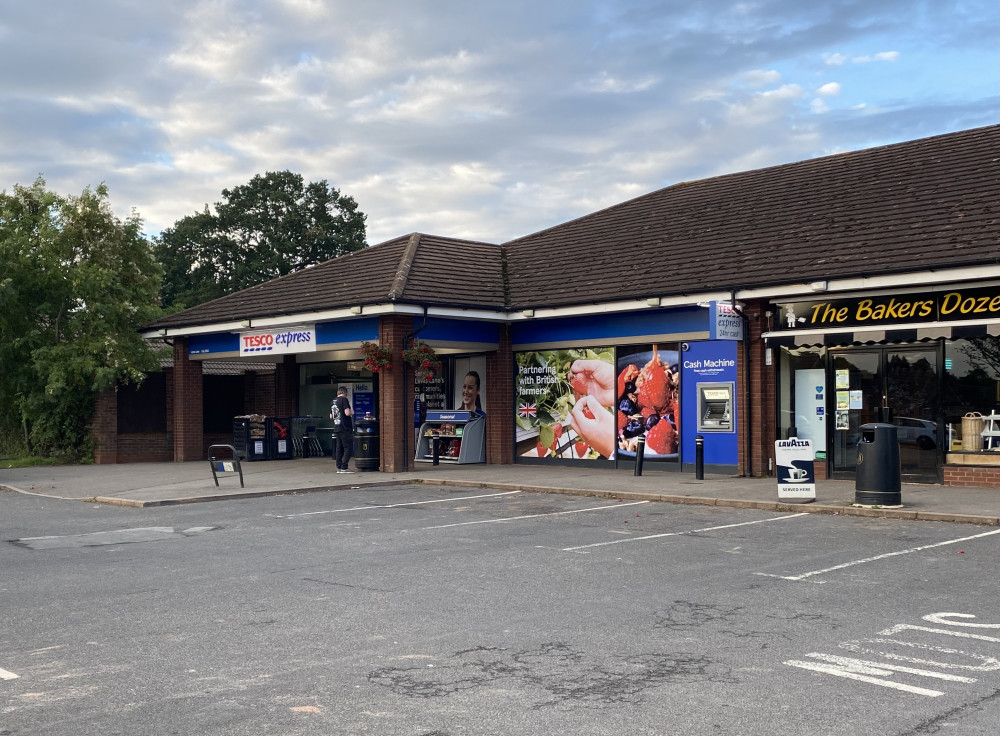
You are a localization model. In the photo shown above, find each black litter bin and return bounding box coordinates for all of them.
[855,422,901,506]
[354,415,380,471]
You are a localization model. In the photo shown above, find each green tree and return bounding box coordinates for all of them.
[0,178,163,459]
[155,171,367,309]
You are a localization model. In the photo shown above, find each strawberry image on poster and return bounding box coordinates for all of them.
[616,345,680,460]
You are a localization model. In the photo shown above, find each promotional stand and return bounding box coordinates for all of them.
[775,437,816,502]
[415,411,486,464]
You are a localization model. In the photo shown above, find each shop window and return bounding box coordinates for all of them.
[943,337,1000,450]
[117,373,167,433]
[777,347,826,445]
[204,375,245,433]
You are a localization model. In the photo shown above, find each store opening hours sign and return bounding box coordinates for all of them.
[239,325,316,356]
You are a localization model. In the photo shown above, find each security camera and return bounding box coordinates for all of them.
[681,342,690,351]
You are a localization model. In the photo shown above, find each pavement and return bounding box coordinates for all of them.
[2,456,998,525]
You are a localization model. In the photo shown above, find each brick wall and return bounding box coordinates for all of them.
[378,315,413,472]
[92,388,118,464]
[486,324,514,464]
[737,300,776,478]
[243,370,276,415]
[274,355,298,417]
[173,338,204,462]
[943,464,1000,487]
[117,434,173,463]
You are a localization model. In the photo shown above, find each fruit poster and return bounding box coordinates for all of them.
[515,348,616,459]
[616,345,680,461]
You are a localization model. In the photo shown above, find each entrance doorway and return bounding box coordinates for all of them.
[830,346,940,483]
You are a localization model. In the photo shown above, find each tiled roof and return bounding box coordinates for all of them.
[148,125,998,330]
[147,233,503,329]
[504,124,999,308]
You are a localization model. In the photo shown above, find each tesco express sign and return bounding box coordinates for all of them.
[240,325,317,357]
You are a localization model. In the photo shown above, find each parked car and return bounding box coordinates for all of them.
[893,417,937,449]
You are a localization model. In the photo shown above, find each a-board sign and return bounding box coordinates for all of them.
[775,438,816,502]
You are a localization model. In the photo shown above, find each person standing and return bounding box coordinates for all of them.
[330,386,355,473]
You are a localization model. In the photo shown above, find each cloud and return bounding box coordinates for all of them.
[0,0,995,245]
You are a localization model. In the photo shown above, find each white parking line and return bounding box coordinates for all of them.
[562,513,809,551]
[756,527,1000,582]
[422,501,649,529]
[0,668,19,680]
[273,491,522,518]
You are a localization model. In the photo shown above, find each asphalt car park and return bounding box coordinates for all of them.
[4,484,1000,735]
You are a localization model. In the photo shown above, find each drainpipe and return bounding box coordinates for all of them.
[731,293,753,477]
[401,307,429,469]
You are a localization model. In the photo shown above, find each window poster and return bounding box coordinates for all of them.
[616,345,680,461]
[515,348,615,459]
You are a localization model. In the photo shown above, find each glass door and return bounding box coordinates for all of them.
[886,348,939,482]
[829,346,941,482]
[831,351,881,475]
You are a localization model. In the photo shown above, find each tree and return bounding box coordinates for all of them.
[155,171,367,309]
[0,178,163,459]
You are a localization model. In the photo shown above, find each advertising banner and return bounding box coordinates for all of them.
[616,345,680,462]
[777,285,1000,331]
[239,325,316,357]
[775,438,816,501]
[515,348,615,459]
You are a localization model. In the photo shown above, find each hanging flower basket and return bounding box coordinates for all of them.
[359,341,392,373]
[402,340,442,382]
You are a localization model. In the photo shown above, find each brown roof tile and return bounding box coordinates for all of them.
[148,125,998,330]
[147,233,502,329]
[503,125,1000,308]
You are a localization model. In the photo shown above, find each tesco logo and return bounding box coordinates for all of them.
[242,334,275,350]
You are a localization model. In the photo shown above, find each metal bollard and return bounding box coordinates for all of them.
[432,436,440,466]
[634,435,645,476]
[695,435,704,480]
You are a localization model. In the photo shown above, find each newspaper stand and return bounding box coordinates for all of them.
[209,444,245,488]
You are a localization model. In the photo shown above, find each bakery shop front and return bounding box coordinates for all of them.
[767,283,1000,485]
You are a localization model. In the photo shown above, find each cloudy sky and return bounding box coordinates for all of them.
[1,0,996,245]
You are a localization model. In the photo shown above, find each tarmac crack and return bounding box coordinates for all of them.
[368,640,733,708]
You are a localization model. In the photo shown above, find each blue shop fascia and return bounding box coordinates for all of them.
[179,297,745,473]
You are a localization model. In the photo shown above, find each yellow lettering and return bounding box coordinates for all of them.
[836,307,848,322]
[990,296,1000,312]
[918,301,933,317]
[856,299,873,321]
[961,297,975,314]
[871,304,886,320]
[941,292,962,315]
[975,296,990,313]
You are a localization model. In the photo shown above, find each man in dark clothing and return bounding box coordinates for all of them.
[330,386,354,473]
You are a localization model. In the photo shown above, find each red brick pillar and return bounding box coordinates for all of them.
[92,388,118,464]
[378,315,412,472]
[275,354,298,417]
[740,300,774,477]
[173,337,204,461]
[486,324,514,464]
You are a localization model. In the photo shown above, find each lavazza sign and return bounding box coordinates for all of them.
[779,285,1000,330]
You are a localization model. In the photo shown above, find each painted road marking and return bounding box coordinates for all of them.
[784,657,948,697]
[756,527,1000,582]
[0,668,18,680]
[13,526,218,550]
[561,513,809,551]
[273,491,522,518]
[421,500,649,529]
[786,611,1000,699]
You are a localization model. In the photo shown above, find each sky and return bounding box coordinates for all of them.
[1,0,997,245]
